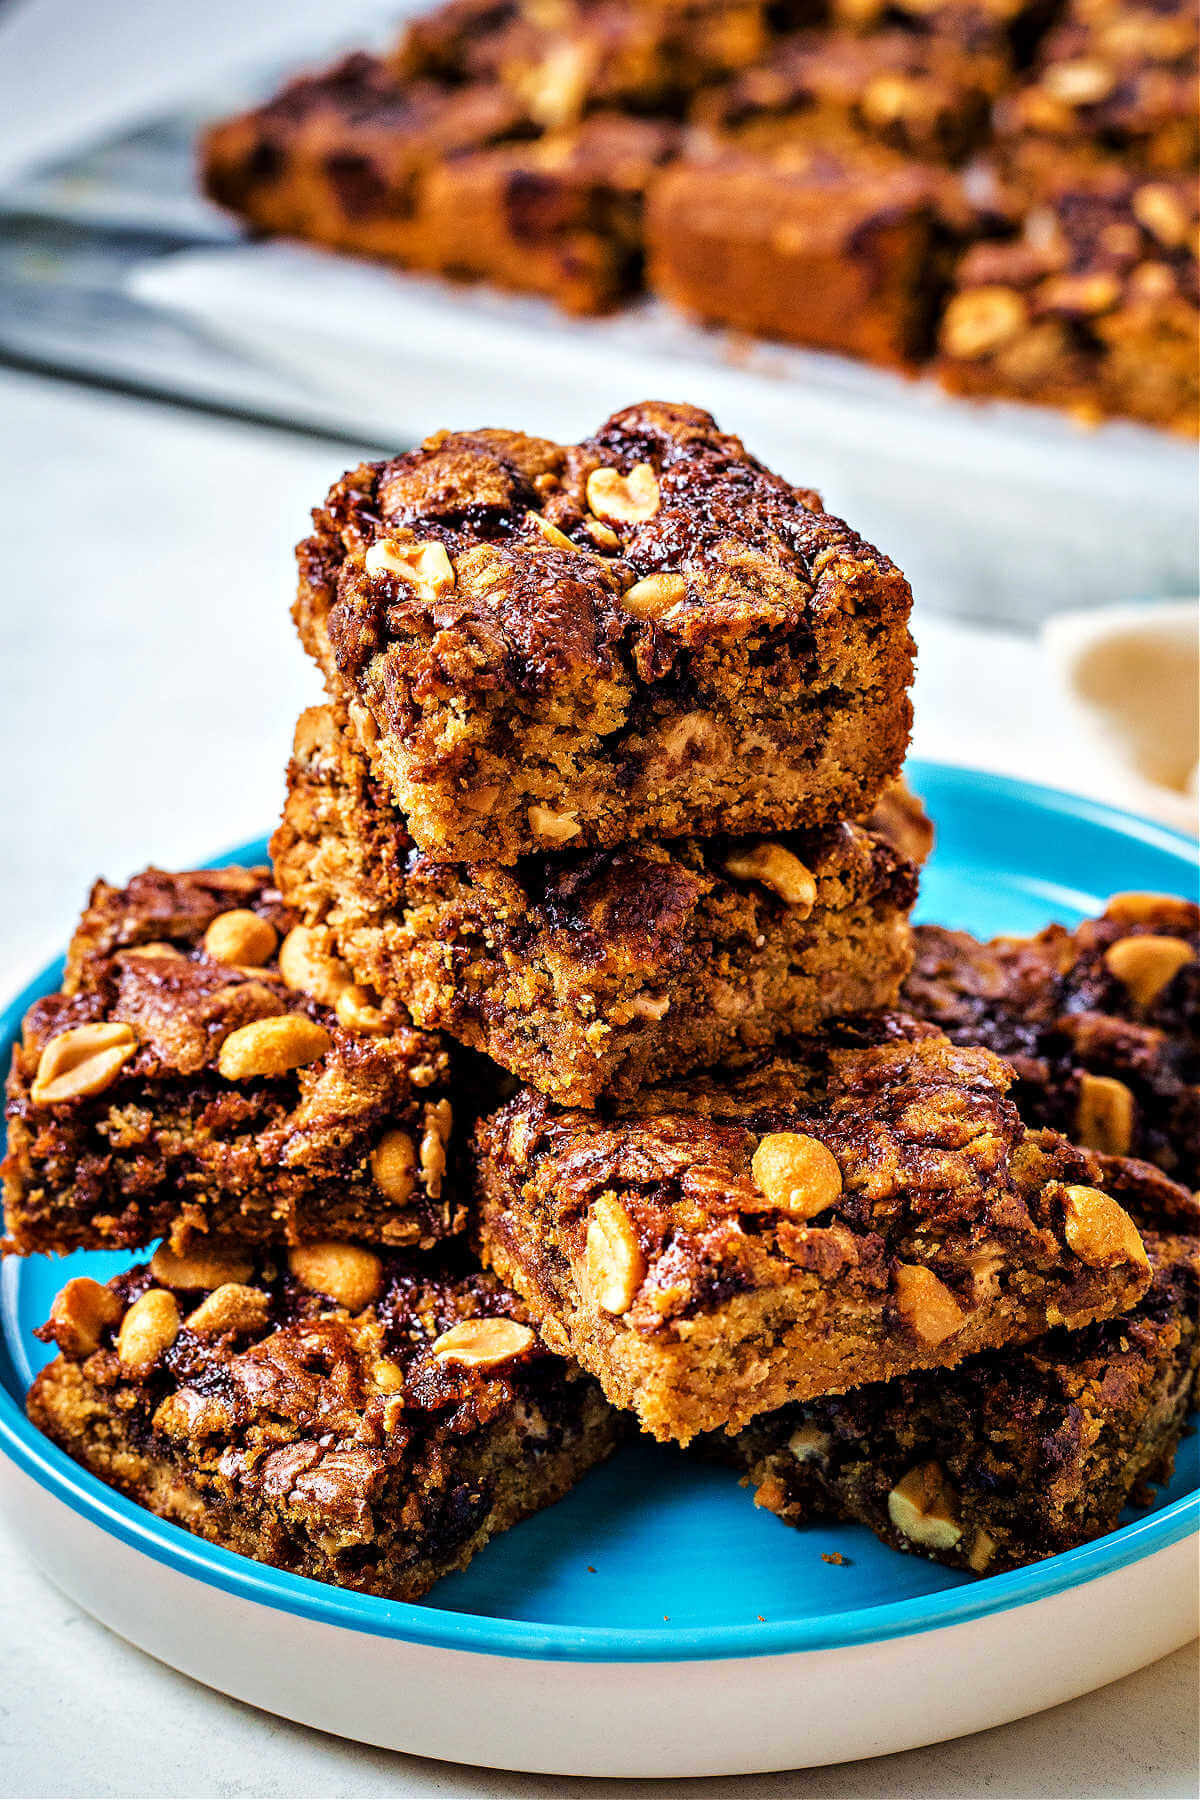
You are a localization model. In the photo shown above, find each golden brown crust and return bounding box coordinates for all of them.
[474,1019,1152,1441]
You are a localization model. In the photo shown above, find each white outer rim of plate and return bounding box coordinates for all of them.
[2,1457,1196,1777]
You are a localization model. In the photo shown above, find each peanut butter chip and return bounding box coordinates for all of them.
[1062,1186,1147,1269]
[585,462,661,524]
[893,1265,967,1345]
[1103,935,1192,1008]
[621,573,687,619]
[150,1245,254,1288]
[288,1242,384,1313]
[277,925,352,1008]
[185,1283,269,1336]
[586,1193,647,1314]
[751,1132,843,1219]
[202,909,277,968]
[32,1021,138,1105]
[117,1289,180,1371]
[49,1277,121,1358]
[724,843,817,913]
[364,536,455,602]
[432,1317,535,1367]
[527,803,581,844]
[1074,1072,1134,1156]
[371,1129,417,1203]
[941,286,1028,359]
[217,1015,331,1080]
[788,1424,830,1463]
[887,1462,963,1550]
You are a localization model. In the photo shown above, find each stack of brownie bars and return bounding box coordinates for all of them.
[200,0,1199,433]
[5,402,1199,1600]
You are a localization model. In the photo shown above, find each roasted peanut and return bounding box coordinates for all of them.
[217,1015,331,1080]
[586,1193,646,1314]
[31,1021,138,1105]
[751,1132,842,1219]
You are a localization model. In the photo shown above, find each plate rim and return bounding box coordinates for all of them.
[1,759,1197,1665]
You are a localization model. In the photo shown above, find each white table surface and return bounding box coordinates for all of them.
[0,365,1195,1798]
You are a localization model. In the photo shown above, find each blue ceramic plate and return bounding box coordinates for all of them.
[1,762,1196,1664]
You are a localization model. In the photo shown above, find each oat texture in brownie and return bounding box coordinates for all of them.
[28,1241,619,1600]
[903,893,1200,1183]
[294,401,915,862]
[270,704,918,1104]
[2,867,460,1254]
[730,1158,1199,1574]
[474,1018,1152,1442]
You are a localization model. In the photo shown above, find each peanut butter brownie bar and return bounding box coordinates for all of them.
[730,1158,1199,1574]
[393,0,772,123]
[3,868,461,1255]
[996,0,1198,174]
[937,153,1199,432]
[647,144,967,369]
[270,705,918,1105]
[201,54,678,315]
[295,402,915,862]
[692,28,1005,164]
[904,894,1200,1183]
[474,1021,1152,1442]
[28,1242,618,1600]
